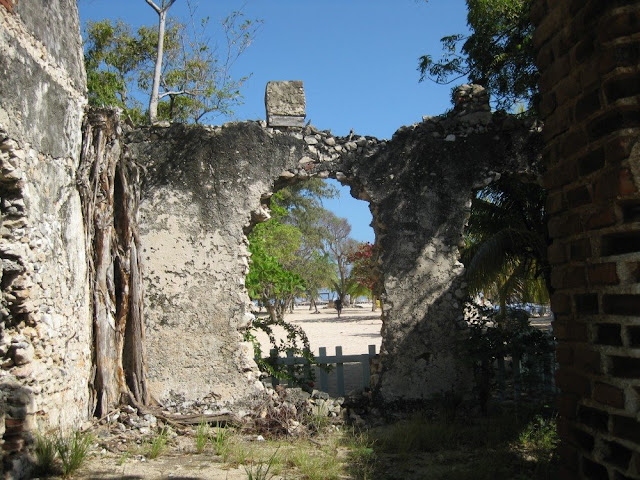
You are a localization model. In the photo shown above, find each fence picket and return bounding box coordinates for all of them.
[335,346,345,396]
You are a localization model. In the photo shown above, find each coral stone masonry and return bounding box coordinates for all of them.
[1,0,637,478]
[532,0,640,478]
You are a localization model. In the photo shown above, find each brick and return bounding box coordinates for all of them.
[593,167,622,201]
[610,355,640,379]
[586,206,618,230]
[542,161,578,189]
[578,147,606,176]
[570,238,592,260]
[600,9,640,43]
[556,342,574,364]
[530,0,548,27]
[599,42,640,76]
[548,241,567,265]
[596,323,622,346]
[587,108,640,143]
[603,440,633,470]
[546,191,565,215]
[543,104,573,141]
[629,326,640,346]
[604,72,640,104]
[551,292,571,314]
[604,134,637,164]
[558,392,579,418]
[559,129,588,159]
[581,457,608,479]
[621,202,640,223]
[536,43,555,72]
[556,368,591,396]
[564,266,587,288]
[594,382,625,408]
[574,89,602,121]
[566,185,592,208]
[554,74,581,107]
[571,427,595,452]
[612,415,640,444]
[534,8,565,49]
[603,294,640,315]
[578,405,609,431]
[619,168,637,195]
[573,345,601,374]
[587,263,619,285]
[624,262,640,283]
[601,232,640,256]
[575,294,599,315]
[573,35,596,64]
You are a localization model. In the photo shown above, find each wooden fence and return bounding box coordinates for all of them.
[266,345,378,396]
[494,350,558,401]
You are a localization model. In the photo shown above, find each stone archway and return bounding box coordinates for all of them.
[125,83,542,409]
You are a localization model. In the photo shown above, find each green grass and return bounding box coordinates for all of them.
[212,422,230,456]
[33,432,58,476]
[55,431,93,478]
[195,418,210,453]
[146,427,168,459]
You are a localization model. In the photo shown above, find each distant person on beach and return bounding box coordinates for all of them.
[335,297,343,318]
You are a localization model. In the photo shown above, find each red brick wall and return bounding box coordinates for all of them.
[532,1,640,478]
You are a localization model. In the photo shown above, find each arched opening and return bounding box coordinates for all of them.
[245,176,384,397]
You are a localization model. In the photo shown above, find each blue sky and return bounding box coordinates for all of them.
[78,0,470,243]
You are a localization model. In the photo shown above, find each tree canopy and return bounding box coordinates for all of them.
[83,3,260,124]
[418,0,537,112]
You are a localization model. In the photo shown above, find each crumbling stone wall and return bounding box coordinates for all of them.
[0,0,89,475]
[126,85,541,408]
[532,1,640,478]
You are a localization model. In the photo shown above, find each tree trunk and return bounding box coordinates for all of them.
[148,9,166,124]
[79,109,149,416]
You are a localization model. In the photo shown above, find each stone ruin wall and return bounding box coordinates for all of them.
[0,0,90,473]
[532,1,640,478]
[127,83,541,409]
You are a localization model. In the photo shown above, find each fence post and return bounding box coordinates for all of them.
[496,355,506,401]
[318,347,328,392]
[362,345,376,390]
[303,347,311,384]
[513,352,522,402]
[286,350,294,382]
[270,348,279,388]
[336,346,345,396]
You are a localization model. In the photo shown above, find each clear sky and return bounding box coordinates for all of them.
[78,0,470,243]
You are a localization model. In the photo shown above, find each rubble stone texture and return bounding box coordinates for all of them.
[265,80,306,127]
[0,1,90,476]
[126,88,541,408]
[532,1,640,478]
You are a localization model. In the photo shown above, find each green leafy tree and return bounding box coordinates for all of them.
[462,174,550,312]
[418,0,537,112]
[84,3,260,124]
[317,210,359,306]
[347,242,382,311]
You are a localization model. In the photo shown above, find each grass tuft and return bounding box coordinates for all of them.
[55,430,93,478]
[147,427,168,459]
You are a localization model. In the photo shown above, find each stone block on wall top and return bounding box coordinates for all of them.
[265,81,306,127]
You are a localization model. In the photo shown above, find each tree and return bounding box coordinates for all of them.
[317,211,359,305]
[418,0,537,112]
[144,0,178,124]
[84,3,260,124]
[347,242,382,311]
[462,174,550,313]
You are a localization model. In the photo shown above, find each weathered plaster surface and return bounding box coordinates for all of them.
[127,94,541,406]
[0,1,89,473]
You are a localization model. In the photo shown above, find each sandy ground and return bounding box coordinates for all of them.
[253,305,383,396]
[253,304,383,357]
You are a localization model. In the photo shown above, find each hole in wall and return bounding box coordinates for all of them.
[246,177,383,396]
